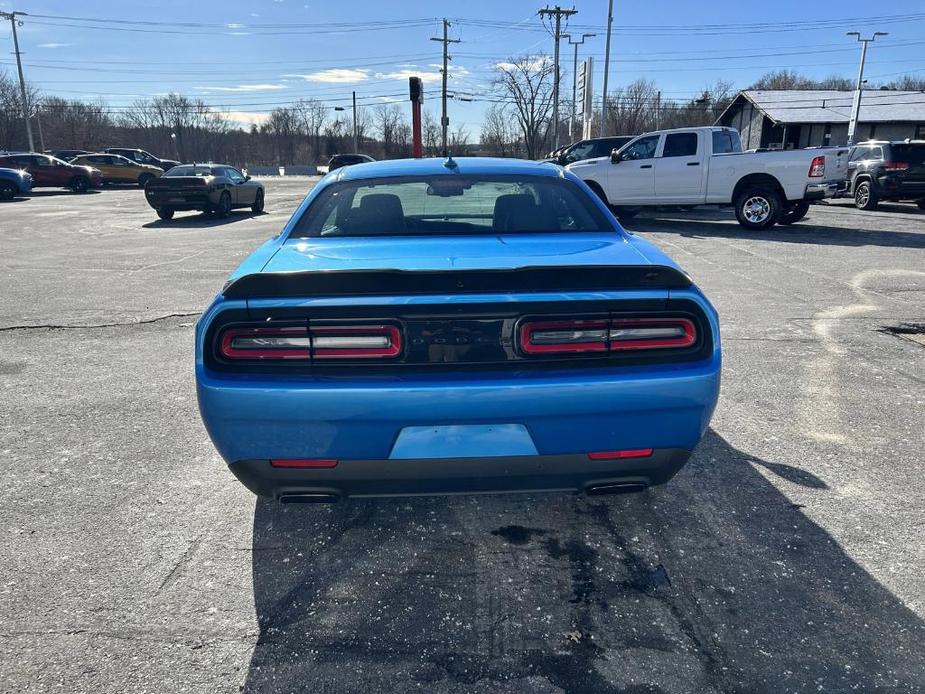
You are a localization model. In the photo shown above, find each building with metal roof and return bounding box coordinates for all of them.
[715,90,925,150]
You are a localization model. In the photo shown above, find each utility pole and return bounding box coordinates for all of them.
[846,31,887,145]
[352,91,358,153]
[2,11,35,151]
[539,6,578,151]
[430,19,460,156]
[564,33,595,140]
[600,0,614,136]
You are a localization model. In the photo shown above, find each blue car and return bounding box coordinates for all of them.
[196,157,721,503]
[0,166,32,200]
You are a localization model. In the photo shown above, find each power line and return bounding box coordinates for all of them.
[430,18,461,155]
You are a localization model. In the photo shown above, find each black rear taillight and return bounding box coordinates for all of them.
[519,317,696,356]
[218,323,402,361]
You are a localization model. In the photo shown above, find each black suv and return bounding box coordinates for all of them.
[847,140,925,210]
[105,148,181,172]
[546,136,635,166]
[327,153,375,172]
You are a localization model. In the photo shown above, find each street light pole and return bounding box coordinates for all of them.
[1,10,35,151]
[600,0,614,136]
[564,33,595,140]
[846,31,887,145]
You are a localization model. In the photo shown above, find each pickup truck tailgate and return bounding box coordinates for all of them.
[824,148,850,183]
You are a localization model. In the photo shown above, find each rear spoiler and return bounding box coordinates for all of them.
[222,265,692,299]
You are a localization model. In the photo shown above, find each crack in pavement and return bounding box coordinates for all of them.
[0,312,201,332]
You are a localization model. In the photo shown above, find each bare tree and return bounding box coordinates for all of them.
[605,79,658,136]
[422,109,440,156]
[0,69,40,151]
[494,55,555,159]
[480,103,514,157]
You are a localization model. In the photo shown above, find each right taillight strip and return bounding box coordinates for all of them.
[520,317,697,355]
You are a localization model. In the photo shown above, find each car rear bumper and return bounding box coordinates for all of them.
[229,448,692,501]
[804,182,840,200]
[145,189,215,209]
[875,176,925,199]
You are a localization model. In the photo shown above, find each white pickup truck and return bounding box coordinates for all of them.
[567,126,849,229]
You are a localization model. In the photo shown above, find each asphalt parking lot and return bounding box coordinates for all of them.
[1,180,924,694]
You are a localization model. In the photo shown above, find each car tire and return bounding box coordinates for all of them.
[251,189,264,213]
[138,173,154,188]
[734,186,781,230]
[0,181,15,201]
[216,191,232,218]
[854,180,878,210]
[157,207,174,221]
[778,201,811,225]
[70,176,90,194]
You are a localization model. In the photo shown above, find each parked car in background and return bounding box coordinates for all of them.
[194,157,721,503]
[143,163,264,220]
[0,153,102,193]
[0,167,32,200]
[545,136,635,166]
[104,147,181,172]
[569,126,849,229]
[70,153,162,187]
[46,149,89,161]
[846,140,925,210]
[327,153,375,172]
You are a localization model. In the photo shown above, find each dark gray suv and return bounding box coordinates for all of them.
[847,141,925,210]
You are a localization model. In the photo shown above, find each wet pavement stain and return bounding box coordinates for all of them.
[490,524,548,545]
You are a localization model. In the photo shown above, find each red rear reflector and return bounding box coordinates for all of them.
[588,448,654,460]
[520,317,696,355]
[884,162,909,171]
[270,459,338,468]
[808,155,825,177]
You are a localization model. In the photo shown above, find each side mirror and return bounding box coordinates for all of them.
[611,149,622,164]
[556,154,567,165]
[245,175,251,181]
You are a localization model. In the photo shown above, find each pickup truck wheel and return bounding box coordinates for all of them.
[156,207,174,221]
[735,187,781,230]
[215,191,232,218]
[854,181,878,210]
[70,176,90,193]
[0,181,15,201]
[778,201,810,225]
[138,173,154,189]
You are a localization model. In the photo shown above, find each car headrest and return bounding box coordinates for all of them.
[492,193,560,232]
[345,193,406,234]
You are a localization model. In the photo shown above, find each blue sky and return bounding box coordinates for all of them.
[2,0,924,133]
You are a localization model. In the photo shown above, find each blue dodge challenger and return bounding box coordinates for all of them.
[195,157,721,503]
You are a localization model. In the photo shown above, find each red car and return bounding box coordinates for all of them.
[0,153,102,192]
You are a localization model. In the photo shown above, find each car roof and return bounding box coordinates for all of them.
[331,156,567,182]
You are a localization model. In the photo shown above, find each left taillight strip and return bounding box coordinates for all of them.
[218,323,402,361]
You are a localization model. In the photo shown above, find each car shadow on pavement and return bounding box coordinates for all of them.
[241,430,925,694]
[141,210,267,229]
[624,210,925,249]
[25,189,102,197]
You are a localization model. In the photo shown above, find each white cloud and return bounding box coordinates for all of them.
[226,111,270,126]
[287,68,370,83]
[376,69,442,84]
[38,43,71,48]
[200,83,288,93]
[226,22,245,28]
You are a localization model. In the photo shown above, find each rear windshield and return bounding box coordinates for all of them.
[290,175,612,237]
[164,165,214,176]
[891,144,925,165]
